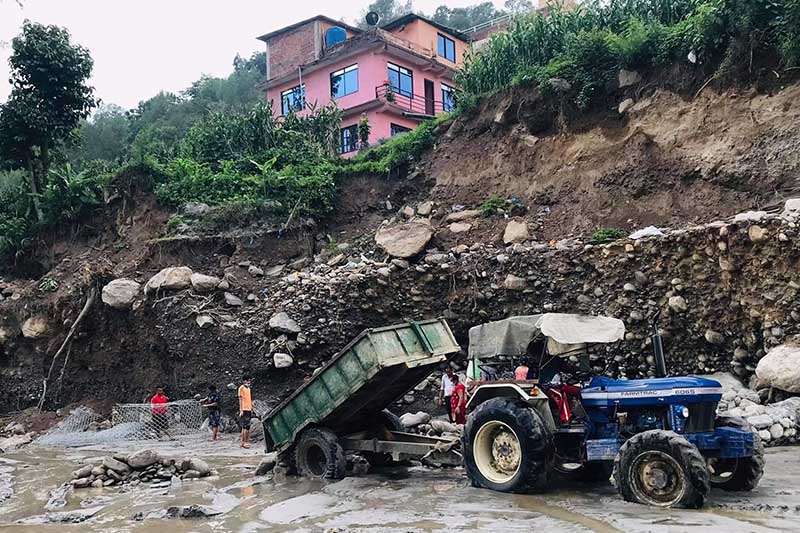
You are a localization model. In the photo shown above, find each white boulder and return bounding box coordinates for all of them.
[755,344,800,393]
[503,220,529,244]
[101,279,141,309]
[145,266,193,295]
[375,222,433,258]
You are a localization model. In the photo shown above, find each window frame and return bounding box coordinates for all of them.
[387,62,413,98]
[339,124,359,154]
[437,33,456,63]
[390,123,413,137]
[280,83,306,116]
[330,63,359,99]
[441,82,456,113]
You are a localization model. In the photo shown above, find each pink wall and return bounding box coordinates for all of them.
[266,49,455,148]
[390,19,468,67]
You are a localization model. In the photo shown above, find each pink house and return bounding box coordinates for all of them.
[258,14,470,156]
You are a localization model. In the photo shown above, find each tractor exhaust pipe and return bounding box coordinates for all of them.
[649,308,667,378]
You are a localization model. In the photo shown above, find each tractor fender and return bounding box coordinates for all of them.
[467,383,556,431]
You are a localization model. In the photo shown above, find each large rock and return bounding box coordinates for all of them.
[101,279,141,309]
[145,267,193,295]
[126,449,160,469]
[273,352,294,368]
[375,222,433,258]
[503,220,529,244]
[255,454,277,475]
[269,312,300,334]
[188,458,211,476]
[399,411,431,428]
[190,273,220,293]
[618,69,642,87]
[21,317,49,339]
[756,344,800,393]
[103,456,130,474]
[444,210,481,223]
[504,274,527,291]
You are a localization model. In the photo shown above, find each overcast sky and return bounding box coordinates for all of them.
[0,0,507,110]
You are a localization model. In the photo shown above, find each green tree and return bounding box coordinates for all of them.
[432,2,504,30]
[0,21,96,221]
[505,0,534,14]
[72,103,131,163]
[359,0,414,27]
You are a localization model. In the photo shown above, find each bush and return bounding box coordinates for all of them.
[591,227,627,242]
[479,195,506,217]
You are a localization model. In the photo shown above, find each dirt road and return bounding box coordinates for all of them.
[0,444,798,532]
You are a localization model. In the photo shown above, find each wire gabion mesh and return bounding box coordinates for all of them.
[36,400,206,448]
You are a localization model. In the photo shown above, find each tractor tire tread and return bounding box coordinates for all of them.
[712,416,765,491]
[295,427,346,480]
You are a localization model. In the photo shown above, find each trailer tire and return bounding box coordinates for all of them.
[613,430,709,508]
[708,415,764,491]
[295,428,346,480]
[363,410,406,467]
[463,397,553,493]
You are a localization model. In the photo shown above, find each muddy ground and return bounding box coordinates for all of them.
[0,442,798,532]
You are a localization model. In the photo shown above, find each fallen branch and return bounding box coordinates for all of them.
[37,286,97,412]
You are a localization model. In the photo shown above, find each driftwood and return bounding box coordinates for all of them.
[37,286,97,411]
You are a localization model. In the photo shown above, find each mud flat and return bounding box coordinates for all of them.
[0,445,798,532]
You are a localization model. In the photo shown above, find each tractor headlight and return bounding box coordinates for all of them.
[681,406,690,418]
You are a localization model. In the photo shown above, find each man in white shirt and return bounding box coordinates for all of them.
[438,366,456,422]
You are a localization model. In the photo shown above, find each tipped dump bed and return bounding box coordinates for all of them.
[264,319,460,453]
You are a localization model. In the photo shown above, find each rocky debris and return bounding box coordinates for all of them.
[503,220,529,244]
[444,209,480,223]
[273,352,294,368]
[269,312,301,334]
[618,98,635,114]
[248,265,265,277]
[264,265,285,277]
[182,202,211,217]
[0,432,34,451]
[375,222,433,258]
[5,421,25,435]
[67,449,215,490]
[618,69,642,87]
[504,274,527,291]
[417,201,433,217]
[17,506,104,524]
[704,330,725,345]
[255,453,277,476]
[101,279,141,309]
[400,205,415,218]
[165,505,222,519]
[145,266,193,295]
[756,344,800,393]
[21,316,49,339]
[668,295,687,313]
[190,273,220,293]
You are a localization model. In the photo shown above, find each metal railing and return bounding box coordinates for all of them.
[462,13,513,36]
[375,84,454,116]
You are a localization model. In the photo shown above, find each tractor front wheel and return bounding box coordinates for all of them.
[613,430,709,508]
[463,397,553,493]
[708,415,764,491]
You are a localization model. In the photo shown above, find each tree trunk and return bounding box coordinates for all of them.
[25,154,44,222]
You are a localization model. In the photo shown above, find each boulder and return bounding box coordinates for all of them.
[145,266,193,295]
[449,222,472,234]
[71,477,91,488]
[188,458,211,476]
[103,456,130,474]
[182,202,211,217]
[195,315,214,329]
[444,210,481,223]
[504,274,527,291]
[224,292,243,307]
[190,273,220,293]
[72,465,93,480]
[399,411,430,428]
[746,414,773,430]
[417,201,433,217]
[101,279,141,309]
[756,344,800,393]
[248,265,265,277]
[668,295,687,313]
[503,220,529,244]
[21,316,49,339]
[704,330,725,345]
[618,69,642,87]
[126,449,160,469]
[618,98,635,114]
[255,454,277,476]
[269,312,301,334]
[748,225,768,242]
[273,352,294,368]
[375,222,433,258]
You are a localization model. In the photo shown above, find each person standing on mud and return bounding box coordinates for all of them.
[450,374,467,425]
[150,386,169,435]
[201,385,222,441]
[438,366,456,423]
[238,376,253,449]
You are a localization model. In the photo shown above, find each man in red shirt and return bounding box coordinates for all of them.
[150,386,169,435]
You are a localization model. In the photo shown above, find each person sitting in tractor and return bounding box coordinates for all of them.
[538,356,582,424]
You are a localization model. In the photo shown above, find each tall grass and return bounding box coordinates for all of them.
[456,0,800,107]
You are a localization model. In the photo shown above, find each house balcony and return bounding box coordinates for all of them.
[374,83,453,120]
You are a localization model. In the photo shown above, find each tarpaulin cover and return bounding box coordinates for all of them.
[468,314,625,359]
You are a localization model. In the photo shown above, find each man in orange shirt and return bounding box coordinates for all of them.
[150,386,169,435]
[238,376,253,449]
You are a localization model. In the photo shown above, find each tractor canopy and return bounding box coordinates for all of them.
[468,314,626,360]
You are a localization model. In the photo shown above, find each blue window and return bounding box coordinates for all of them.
[437,33,456,63]
[339,124,358,154]
[331,64,359,98]
[281,84,305,115]
[387,62,413,97]
[441,83,456,112]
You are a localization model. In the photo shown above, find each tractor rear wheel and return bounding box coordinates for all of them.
[463,397,553,493]
[295,427,346,480]
[708,415,764,491]
[613,430,709,508]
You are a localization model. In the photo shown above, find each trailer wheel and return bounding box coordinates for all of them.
[364,410,406,467]
[554,459,612,484]
[295,428,346,480]
[463,397,553,493]
[613,430,709,508]
[708,415,764,491]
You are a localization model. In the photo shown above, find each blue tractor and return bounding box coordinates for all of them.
[462,313,764,508]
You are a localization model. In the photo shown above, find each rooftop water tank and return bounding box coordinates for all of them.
[325,27,347,48]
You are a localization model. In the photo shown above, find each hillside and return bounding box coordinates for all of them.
[1,79,800,413]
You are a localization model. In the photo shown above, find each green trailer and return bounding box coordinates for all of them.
[263,319,461,479]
